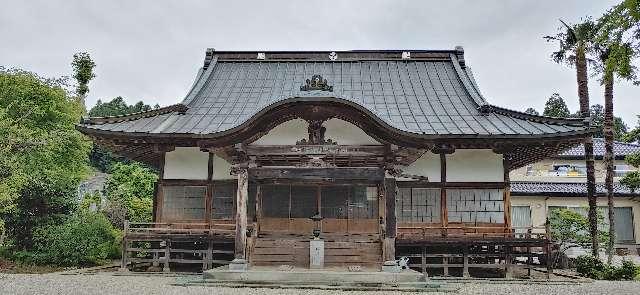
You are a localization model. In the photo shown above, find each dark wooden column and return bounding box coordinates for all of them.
[440,153,448,229]
[383,177,397,262]
[234,168,249,259]
[205,153,214,226]
[503,158,512,230]
[155,152,166,222]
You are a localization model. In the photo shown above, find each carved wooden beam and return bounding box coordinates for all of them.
[245,145,386,156]
[249,167,384,180]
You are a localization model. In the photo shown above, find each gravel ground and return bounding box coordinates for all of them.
[1,273,639,295]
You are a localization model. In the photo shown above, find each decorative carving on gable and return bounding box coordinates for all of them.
[296,119,337,145]
[300,75,333,92]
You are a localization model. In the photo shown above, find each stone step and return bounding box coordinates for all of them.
[189,267,456,292]
[176,280,457,292]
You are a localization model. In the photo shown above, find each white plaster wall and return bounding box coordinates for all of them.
[211,154,234,180]
[446,149,504,182]
[397,152,441,181]
[163,147,209,180]
[251,118,381,146]
[251,119,308,145]
[511,196,640,244]
[323,118,381,145]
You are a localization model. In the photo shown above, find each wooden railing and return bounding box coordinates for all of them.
[121,221,241,272]
[124,221,239,238]
[397,225,550,241]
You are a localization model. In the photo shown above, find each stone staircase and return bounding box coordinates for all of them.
[250,232,382,269]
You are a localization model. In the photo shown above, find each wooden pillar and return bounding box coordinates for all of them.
[205,153,214,225]
[120,220,129,271]
[503,158,512,230]
[463,245,470,278]
[383,177,397,262]
[234,168,248,259]
[505,245,513,278]
[443,256,449,276]
[255,185,262,233]
[440,153,448,233]
[421,246,427,275]
[163,239,170,272]
[545,241,553,280]
[155,153,166,223]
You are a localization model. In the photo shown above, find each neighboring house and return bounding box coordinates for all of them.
[510,139,640,249]
[77,48,594,276]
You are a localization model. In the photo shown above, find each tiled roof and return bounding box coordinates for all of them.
[557,138,640,159]
[511,181,639,197]
[79,49,590,139]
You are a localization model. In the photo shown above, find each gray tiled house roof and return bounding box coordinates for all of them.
[511,181,639,197]
[557,138,640,159]
[78,50,590,139]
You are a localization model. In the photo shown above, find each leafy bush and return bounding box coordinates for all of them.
[576,255,640,280]
[576,255,605,279]
[27,211,121,266]
[549,208,609,248]
[105,162,157,224]
[602,260,640,280]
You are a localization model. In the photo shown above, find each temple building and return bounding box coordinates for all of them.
[78,48,595,276]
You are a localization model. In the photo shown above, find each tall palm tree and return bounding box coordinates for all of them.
[546,19,600,256]
[596,0,640,263]
[596,42,636,264]
[602,49,615,264]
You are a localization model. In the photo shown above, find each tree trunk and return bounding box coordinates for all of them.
[604,73,615,264]
[576,44,599,257]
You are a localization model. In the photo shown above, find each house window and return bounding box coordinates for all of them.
[511,206,532,233]
[550,164,586,177]
[614,164,635,177]
[547,206,635,243]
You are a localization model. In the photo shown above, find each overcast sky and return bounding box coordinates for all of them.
[1,0,638,126]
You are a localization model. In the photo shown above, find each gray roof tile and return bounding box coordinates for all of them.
[557,138,640,159]
[79,51,590,138]
[512,181,638,196]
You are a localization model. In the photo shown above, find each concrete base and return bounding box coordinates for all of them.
[194,267,451,291]
[228,258,248,271]
[204,267,425,284]
[382,260,401,273]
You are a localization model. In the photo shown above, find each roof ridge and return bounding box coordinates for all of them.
[82,104,188,125]
[487,105,592,127]
[591,137,640,146]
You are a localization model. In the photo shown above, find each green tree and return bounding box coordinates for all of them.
[623,117,640,142]
[524,107,540,115]
[543,93,571,117]
[0,68,90,249]
[104,162,157,225]
[87,97,158,172]
[595,0,640,263]
[621,152,640,192]
[578,104,629,139]
[546,19,600,256]
[71,52,96,111]
[88,96,156,117]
